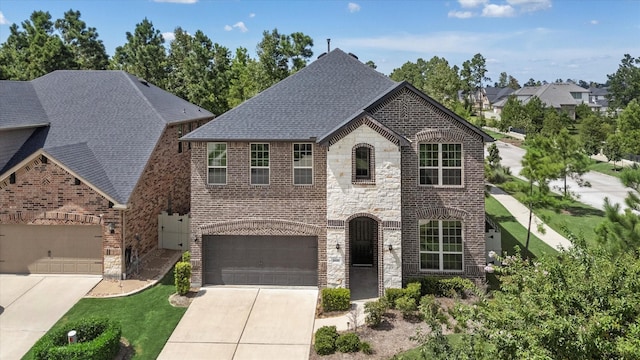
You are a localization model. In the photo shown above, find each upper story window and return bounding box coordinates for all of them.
[250,143,270,185]
[207,143,227,185]
[571,92,583,101]
[419,143,462,186]
[419,220,463,271]
[293,143,313,185]
[353,144,375,184]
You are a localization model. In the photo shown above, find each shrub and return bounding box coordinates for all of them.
[439,277,475,298]
[181,251,190,263]
[384,288,405,308]
[336,332,361,353]
[409,277,440,296]
[33,317,121,360]
[360,341,374,355]
[174,260,192,295]
[364,298,387,327]
[395,295,418,319]
[314,326,338,355]
[419,294,439,321]
[405,282,421,303]
[321,288,350,312]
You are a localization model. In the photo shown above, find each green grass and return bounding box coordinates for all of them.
[481,129,507,141]
[392,334,465,359]
[23,269,186,360]
[496,178,605,246]
[485,195,556,259]
[588,160,624,178]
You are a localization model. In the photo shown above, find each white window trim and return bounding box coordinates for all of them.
[418,219,464,272]
[207,142,227,185]
[418,143,464,187]
[250,143,270,185]
[292,143,314,185]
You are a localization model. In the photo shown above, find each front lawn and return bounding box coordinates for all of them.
[588,160,624,178]
[496,178,605,246]
[23,269,186,360]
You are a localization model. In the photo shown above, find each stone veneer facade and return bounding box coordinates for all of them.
[0,120,201,279]
[326,121,402,296]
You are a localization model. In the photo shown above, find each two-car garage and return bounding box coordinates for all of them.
[0,224,102,275]
[203,235,318,286]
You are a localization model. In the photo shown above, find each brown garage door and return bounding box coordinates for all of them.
[0,224,102,275]
[203,235,317,286]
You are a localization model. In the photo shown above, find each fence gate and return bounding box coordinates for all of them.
[158,212,190,251]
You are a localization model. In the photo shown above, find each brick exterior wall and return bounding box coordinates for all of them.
[124,122,194,260]
[370,89,487,284]
[189,141,327,287]
[0,156,121,278]
[0,119,205,279]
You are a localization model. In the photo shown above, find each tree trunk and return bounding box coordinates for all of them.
[525,180,534,259]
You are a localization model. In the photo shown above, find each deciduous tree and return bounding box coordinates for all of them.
[580,113,609,155]
[603,133,624,170]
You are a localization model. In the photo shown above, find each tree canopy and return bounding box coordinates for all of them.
[607,54,640,109]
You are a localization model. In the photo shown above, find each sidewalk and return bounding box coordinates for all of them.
[488,185,572,251]
[85,248,182,298]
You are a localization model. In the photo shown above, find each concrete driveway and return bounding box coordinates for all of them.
[159,287,318,360]
[0,274,101,360]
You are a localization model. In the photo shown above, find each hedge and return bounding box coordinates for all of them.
[33,317,121,360]
[321,288,350,312]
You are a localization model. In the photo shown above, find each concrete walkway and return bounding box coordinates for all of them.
[158,287,318,360]
[0,274,102,360]
[488,185,573,251]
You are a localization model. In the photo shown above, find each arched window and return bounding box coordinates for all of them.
[352,144,375,183]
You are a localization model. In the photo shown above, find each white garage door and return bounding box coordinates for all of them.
[0,224,102,275]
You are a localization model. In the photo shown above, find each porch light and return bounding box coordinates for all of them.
[387,244,393,251]
[108,222,115,234]
[336,242,340,250]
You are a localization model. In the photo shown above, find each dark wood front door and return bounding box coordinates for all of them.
[350,217,377,266]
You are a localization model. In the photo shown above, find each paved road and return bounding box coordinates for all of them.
[493,141,634,211]
[0,274,101,360]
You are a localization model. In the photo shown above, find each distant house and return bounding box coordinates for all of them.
[493,83,590,119]
[184,49,493,295]
[589,87,610,112]
[485,86,515,112]
[0,71,214,279]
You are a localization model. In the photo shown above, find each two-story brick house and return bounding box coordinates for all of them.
[184,49,492,296]
[0,71,213,279]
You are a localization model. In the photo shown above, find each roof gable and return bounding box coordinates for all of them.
[1,71,214,204]
[183,49,396,142]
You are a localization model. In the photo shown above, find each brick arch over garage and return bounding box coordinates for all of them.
[199,219,322,237]
[416,207,469,220]
[0,211,103,225]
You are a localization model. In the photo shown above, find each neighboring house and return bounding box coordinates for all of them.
[183,49,493,296]
[589,87,610,112]
[0,71,214,279]
[485,86,515,112]
[493,83,590,119]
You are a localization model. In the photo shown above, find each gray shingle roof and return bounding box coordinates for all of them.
[514,83,589,108]
[1,70,214,204]
[185,49,492,143]
[183,49,398,141]
[0,81,49,130]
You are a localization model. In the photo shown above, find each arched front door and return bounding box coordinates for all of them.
[349,217,377,266]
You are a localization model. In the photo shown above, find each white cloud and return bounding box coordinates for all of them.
[506,0,552,12]
[249,13,256,18]
[458,0,487,8]
[448,10,474,18]
[224,25,233,31]
[162,32,176,42]
[233,21,248,32]
[348,2,361,13]
[482,4,516,17]
[0,11,8,25]
[153,0,197,3]
[590,20,599,25]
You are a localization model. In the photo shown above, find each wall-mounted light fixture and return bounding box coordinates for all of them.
[193,235,199,243]
[336,242,340,250]
[387,244,393,251]
[108,222,115,234]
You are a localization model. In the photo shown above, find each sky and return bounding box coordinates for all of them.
[0,0,639,84]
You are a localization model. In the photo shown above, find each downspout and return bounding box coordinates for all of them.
[121,209,126,280]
